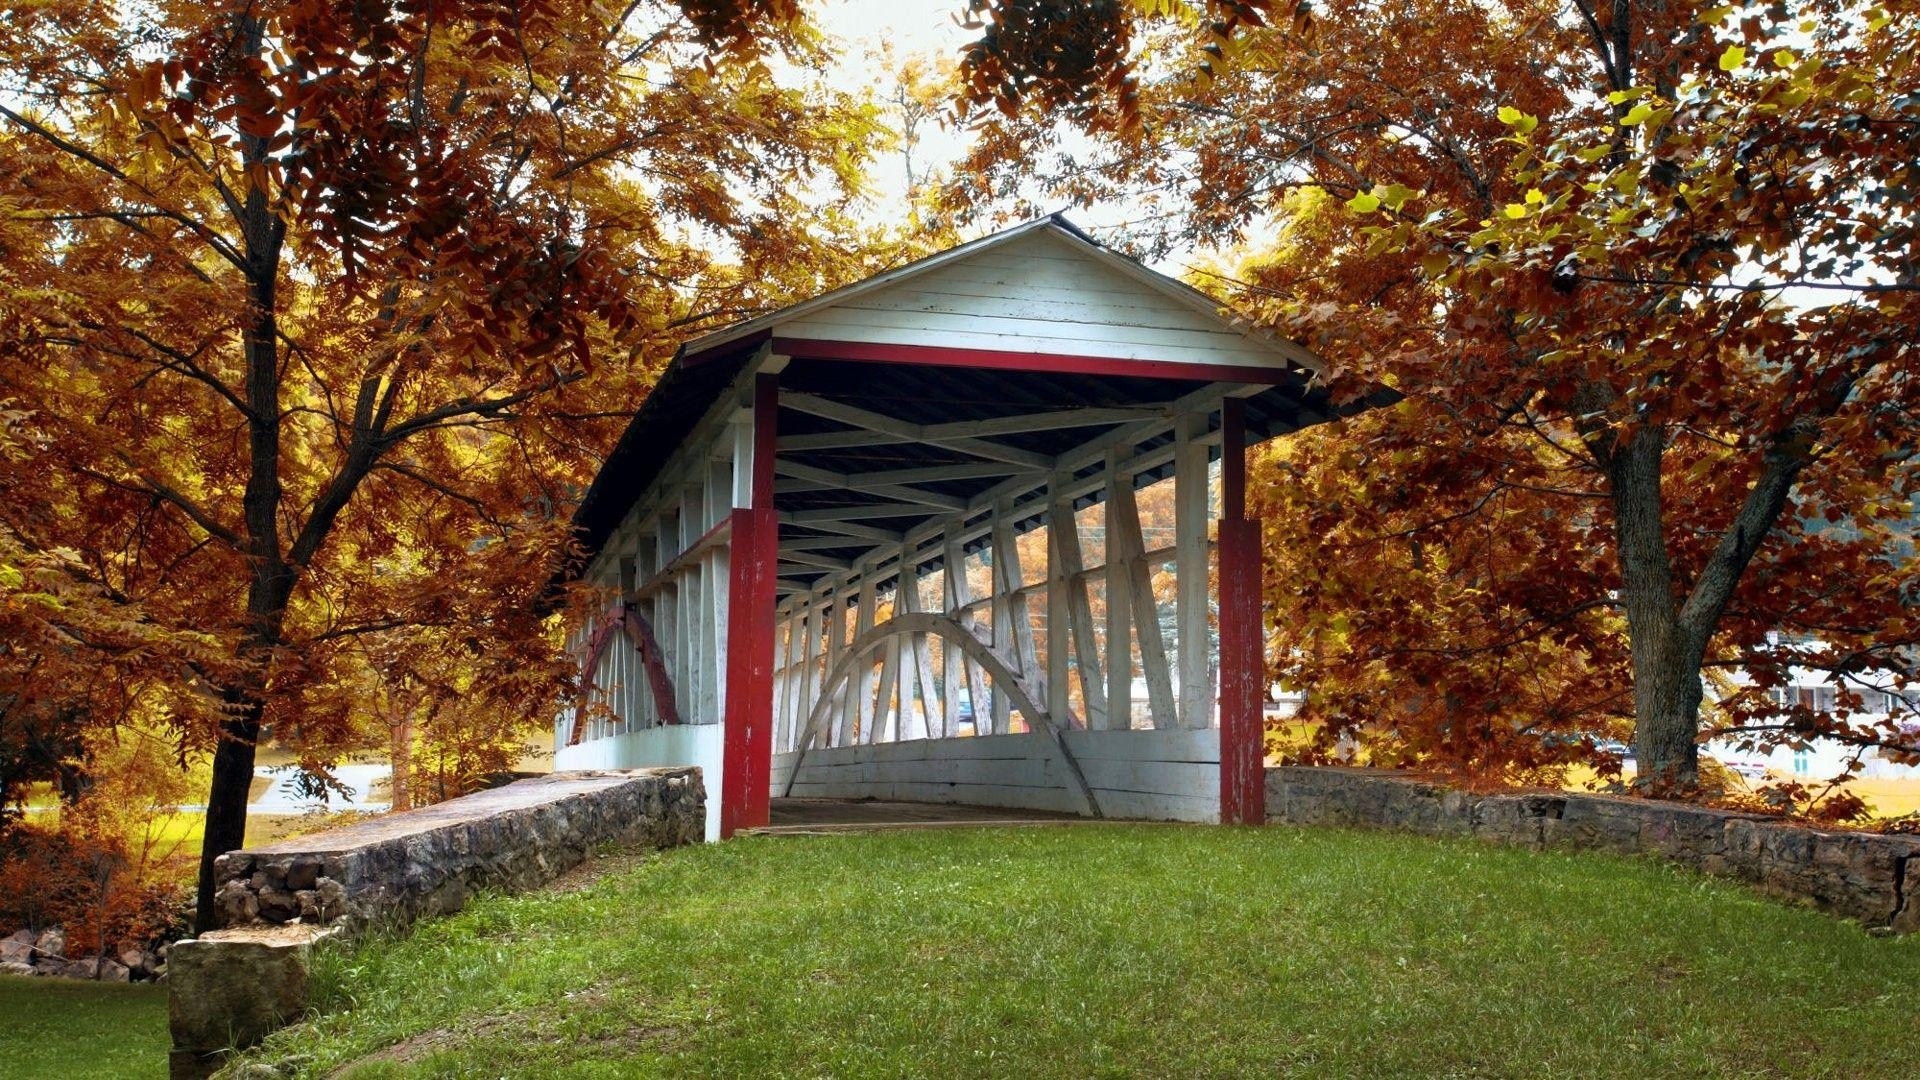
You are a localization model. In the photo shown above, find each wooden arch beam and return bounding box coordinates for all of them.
[568,600,682,746]
[781,611,1103,818]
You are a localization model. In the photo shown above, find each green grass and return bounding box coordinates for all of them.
[0,975,168,1079]
[218,825,1920,1079]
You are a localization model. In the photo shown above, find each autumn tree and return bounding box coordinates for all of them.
[1,405,230,817]
[953,0,1920,792]
[1,0,895,927]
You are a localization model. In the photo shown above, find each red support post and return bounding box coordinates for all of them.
[720,374,779,838]
[1217,398,1266,825]
[1221,396,1246,520]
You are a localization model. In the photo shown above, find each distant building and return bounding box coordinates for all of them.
[1707,653,1920,781]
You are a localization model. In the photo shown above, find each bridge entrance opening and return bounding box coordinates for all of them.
[552,217,1369,839]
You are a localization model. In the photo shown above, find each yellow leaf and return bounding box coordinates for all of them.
[1498,105,1539,133]
[1346,192,1381,214]
[1772,49,1796,68]
[1525,188,1546,205]
[1619,102,1655,126]
[1379,183,1418,211]
[1503,203,1528,219]
[1719,45,1747,71]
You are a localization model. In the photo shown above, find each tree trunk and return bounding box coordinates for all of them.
[1628,639,1704,790]
[194,16,289,930]
[196,706,258,932]
[194,601,287,932]
[389,708,414,814]
[1607,423,1705,791]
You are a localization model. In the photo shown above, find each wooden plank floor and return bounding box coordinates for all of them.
[748,797,1089,835]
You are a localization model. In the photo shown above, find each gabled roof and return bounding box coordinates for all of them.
[677,213,1324,374]
[557,215,1341,589]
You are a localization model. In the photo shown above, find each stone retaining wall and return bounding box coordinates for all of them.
[1266,766,1920,934]
[171,768,704,1079]
[0,926,165,981]
[208,767,703,935]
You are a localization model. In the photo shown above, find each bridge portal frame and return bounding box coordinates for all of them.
[555,217,1360,838]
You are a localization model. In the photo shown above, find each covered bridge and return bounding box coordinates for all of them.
[554,216,1352,840]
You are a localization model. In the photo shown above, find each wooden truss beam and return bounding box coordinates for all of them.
[1048,483,1105,727]
[776,549,853,572]
[778,401,1164,451]
[944,526,990,738]
[782,611,1101,817]
[781,380,1264,614]
[777,392,1054,469]
[1106,461,1177,729]
[989,499,1038,736]
[1174,413,1212,729]
[783,518,904,544]
[775,461,1023,496]
[773,460,967,511]
[896,542,941,742]
[789,503,942,524]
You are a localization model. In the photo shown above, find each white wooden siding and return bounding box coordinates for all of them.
[555,724,726,841]
[779,231,1291,372]
[771,728,1220,823]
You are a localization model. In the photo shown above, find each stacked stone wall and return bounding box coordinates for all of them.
[1266,766,1919,934]
[208,767,703,935]
[170,768,704,1079]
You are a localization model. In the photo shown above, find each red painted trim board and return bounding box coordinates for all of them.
[770,336,1297,386]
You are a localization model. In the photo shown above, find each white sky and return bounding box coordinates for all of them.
[807,0,1183,267]
[812,0,973,207]
[814,0,974,57]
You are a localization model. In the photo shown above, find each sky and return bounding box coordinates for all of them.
[815,0,975,57]
[811,0,980,205]
[804,0,1184,267]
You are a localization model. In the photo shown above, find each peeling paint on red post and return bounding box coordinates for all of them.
[1217,398,1265,826]
[720,374,779,838]
[1217,518,1265,825]
[720,506,777,837]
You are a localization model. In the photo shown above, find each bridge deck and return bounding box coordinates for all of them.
[749,796,1087,834]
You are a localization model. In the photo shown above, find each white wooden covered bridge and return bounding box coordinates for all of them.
[552,216,1358,840]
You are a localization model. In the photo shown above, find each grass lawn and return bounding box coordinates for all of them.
[0,975,168,1079]
[218,825,1920,1079]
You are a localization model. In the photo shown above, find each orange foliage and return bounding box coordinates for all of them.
[0,0,918,926]
[954,0,1920,794]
